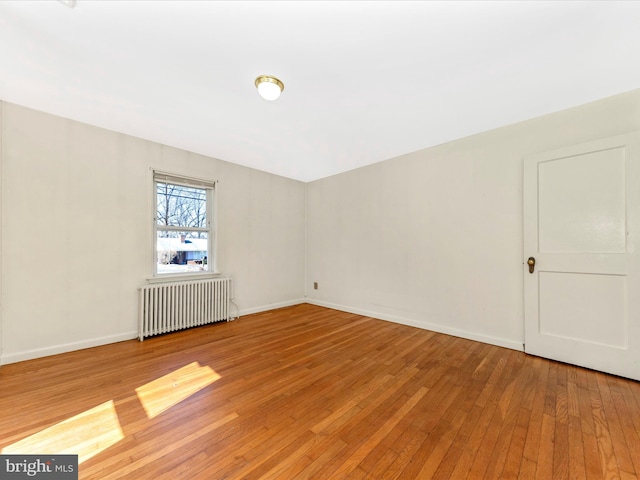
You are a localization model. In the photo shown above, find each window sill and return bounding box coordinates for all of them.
[146,272,223,284]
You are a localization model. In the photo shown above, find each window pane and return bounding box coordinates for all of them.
[157,231,209,274]
[156,183,207,228]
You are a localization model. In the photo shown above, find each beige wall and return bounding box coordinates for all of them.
[0,102,306,363]
[2,89,639,364]
[306,89,640,350]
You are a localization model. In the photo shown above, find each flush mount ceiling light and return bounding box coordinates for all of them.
[58,0,77,7]
[255,75,284,101]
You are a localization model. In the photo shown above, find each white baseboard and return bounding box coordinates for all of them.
[0,299,307,365]
[306,298,524,352]
[1,331,138,365]
[1,297,521,365]
[237,298,306,317]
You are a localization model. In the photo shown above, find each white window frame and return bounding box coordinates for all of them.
[150,170,219,282]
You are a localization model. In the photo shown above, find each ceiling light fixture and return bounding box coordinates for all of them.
[58,0,77,7]
[255,75,284,101]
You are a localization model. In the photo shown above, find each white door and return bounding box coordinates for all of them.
[524,132,640,381]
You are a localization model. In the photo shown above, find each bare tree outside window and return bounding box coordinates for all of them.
[156,183,207,236]
[155,179,212,274]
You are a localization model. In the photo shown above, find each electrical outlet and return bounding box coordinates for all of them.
[313,282,318,290]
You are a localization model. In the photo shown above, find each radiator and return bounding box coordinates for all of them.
[139,278,231,340]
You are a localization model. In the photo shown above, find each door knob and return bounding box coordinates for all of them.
[527,257,536,274]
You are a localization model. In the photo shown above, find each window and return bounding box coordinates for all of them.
[154,171,216,276]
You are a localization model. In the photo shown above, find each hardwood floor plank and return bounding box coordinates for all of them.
[519,457,538,480]
[366,450,399,480]
[567,370,580,417]
[620,472,639,480]
[414,408,467,479]
[485,355,537,479]
[534,413,555,480]
[583,430,604,480]
[544,362,559,417]
[596,373,636,476]
[568,414,587,480]
[553,415,570,480]
[556,363,569,425]
[448,378,506,476]
[521,357,550,467]
[501,407,534,479]
[589,372,622,480]
[394,382,463,479]
[329,386,429,478]
[608,377,640,476]
[1,304,639,480]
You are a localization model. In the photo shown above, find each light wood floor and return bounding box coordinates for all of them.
[1,304,640,479]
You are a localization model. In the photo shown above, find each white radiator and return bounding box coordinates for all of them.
[139,278,231,340]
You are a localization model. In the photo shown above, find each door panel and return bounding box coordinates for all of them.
[538,147,626,254]
[538,271,627,348]
[524,132,640,380]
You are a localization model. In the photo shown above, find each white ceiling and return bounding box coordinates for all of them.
[1,1,639,182]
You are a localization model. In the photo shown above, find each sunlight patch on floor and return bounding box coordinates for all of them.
[1,400,124,464]
[135,361,221,419]
[2,361,222,464]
